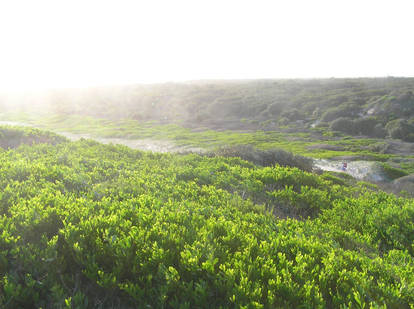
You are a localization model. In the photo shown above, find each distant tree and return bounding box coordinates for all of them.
[312,107,321,118]
[266,103,282,116]
[391,91,414,116]
[353,117,379,136]
[321,102,361,122]
[278,117,290,126]
[330,117,354,134]
[386,119,414,141]
[372,123,387,138]
[280,108,303,121]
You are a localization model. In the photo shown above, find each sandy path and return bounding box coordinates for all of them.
[0,120,389,182]
[0,121,204,153]
[314,159,386,182]
[60,132,205,153]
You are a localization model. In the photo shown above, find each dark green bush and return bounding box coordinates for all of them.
[380,163,409,180]
[321,102,361,122]
[280,108,304,121]
[208,145,313,171]
[372,123,387,138]
[330,117,384,137]
[367,142,390,153]
[265,102,283,116]
[329,117,354,134]
[392,174,414,197]
[388,91,414,117]
[386,119,414,141]
[353,117,379,135]
[277,117,290,126]
[0,126,67,149]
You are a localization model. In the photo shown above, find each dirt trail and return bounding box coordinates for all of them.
[60,132,205,153]
[0,121,390,182]
[0,121,204,153]
[0,121,31,127]
[314,159,386,182]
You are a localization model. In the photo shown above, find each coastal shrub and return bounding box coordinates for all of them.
[0,128,413,308]
[280,108,303,121]
[209,145,313,171]
[0,126,67,149]
[329,117,354,134]
[380,163,409,180]
[320,102,361,122]
[372,123,387,138]
[330,117,383,137]
[386,119,414,141]
[353,117,379,135]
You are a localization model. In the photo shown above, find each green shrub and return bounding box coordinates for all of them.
[353,117,379,136]
[386,119,414,141]
[277,117,290,126]
[208,145,313,171]
[380,163,409,180]
[321,102,361,122]
[329,117,354,134]
[387,91,414,117]
[330,117,384,137]
[280,108,304,121]
[372,123,387,138]
[0,134,413,308]
[0,126,67,149]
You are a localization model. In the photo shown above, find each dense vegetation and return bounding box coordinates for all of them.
[0,78,413,306]
[1,78,413,173]
[0,126,66,149]
[0,127,413,308]
[2,77,414,140]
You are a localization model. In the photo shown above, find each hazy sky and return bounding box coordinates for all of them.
[0,0,413,91]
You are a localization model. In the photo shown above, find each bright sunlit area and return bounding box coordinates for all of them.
[0,0,413,92]
[2,1,414,308]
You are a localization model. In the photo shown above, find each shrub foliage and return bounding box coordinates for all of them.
[0,130,413,308]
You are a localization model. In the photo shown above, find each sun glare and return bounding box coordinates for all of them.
[0,0,413,92]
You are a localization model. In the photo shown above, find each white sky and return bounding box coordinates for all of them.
[0,0,413,91]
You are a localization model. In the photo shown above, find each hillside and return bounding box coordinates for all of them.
[2,77,414,140]
[1,78,414,193]
[0,79,414,307]
[0,126,413,308]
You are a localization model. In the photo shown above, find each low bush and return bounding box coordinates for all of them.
[353,117,379,135]
[330,117,385,137]
[372,123,387,138]
[280,108,304,121]
[0,126,67,149]
[329,117,354,134]
[208,145,313,171]
[386,119,414,141]
[321,102,361,122]
[380,163,409,180]
[392,174,414,197]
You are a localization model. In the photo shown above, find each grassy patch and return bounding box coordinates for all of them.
[380,163,409,180]
[0,113,407,166]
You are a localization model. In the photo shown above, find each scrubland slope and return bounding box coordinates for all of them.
[0,127,413,308]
